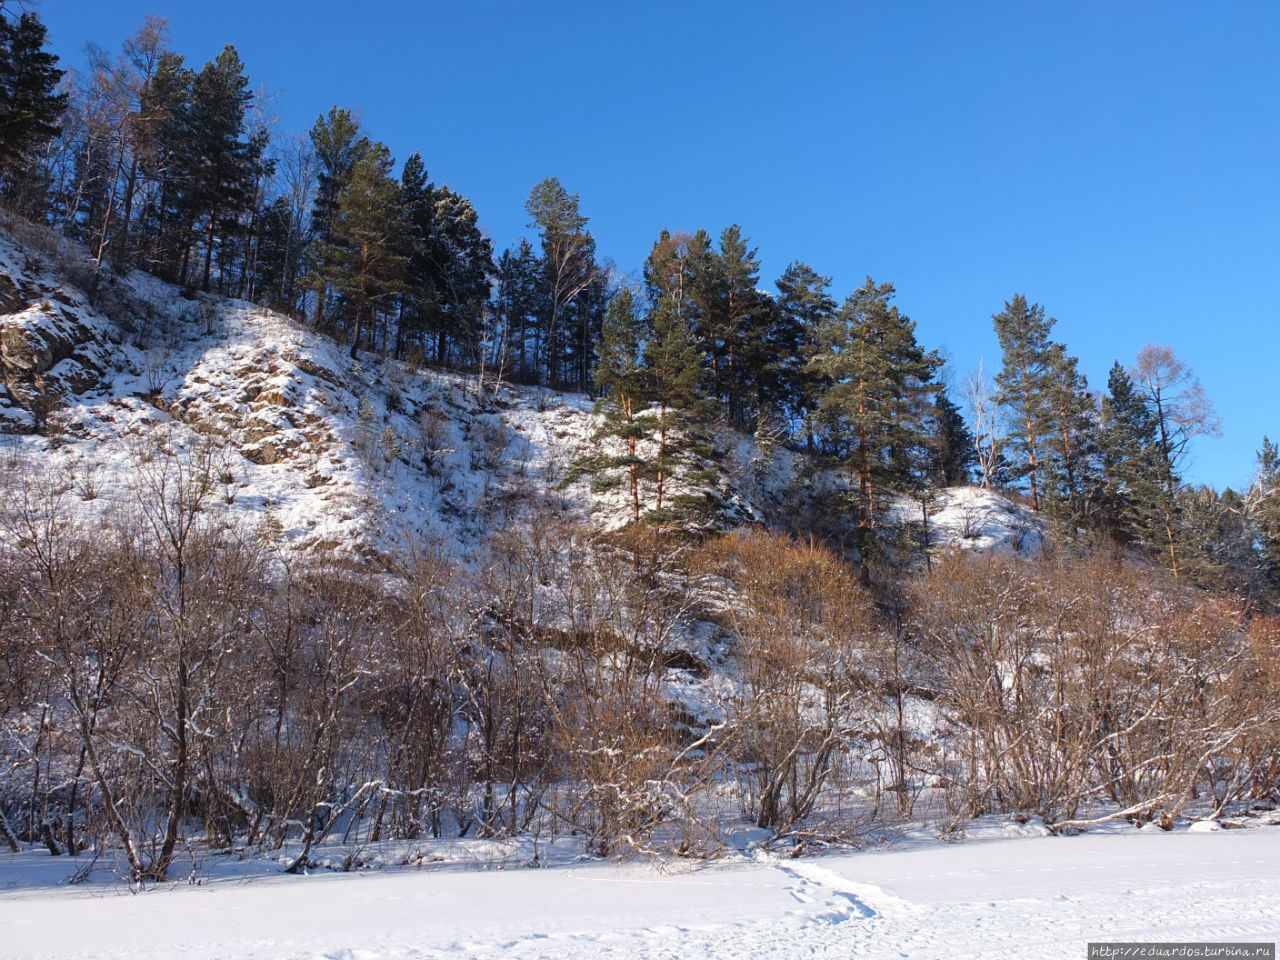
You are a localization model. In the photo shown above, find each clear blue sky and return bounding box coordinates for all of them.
[39,1,1280,491]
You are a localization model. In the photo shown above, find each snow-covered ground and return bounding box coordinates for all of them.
[0,227,1043,565]
[1,826,1276,959]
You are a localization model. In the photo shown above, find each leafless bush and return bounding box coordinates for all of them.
[469,417,508,476]
[912,550,1268,831]
[141,346,170,396]
[693,530,878,840]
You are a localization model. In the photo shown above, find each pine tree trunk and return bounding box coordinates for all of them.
[350,307,363,360]
[625,396,640,524]
[202,211,216,293]
[1022,375,1040,512]
[656,406,668,515]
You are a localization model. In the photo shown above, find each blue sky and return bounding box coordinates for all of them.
[40,1,1280,490]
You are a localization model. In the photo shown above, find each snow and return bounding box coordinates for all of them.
[1,827,1276,958]
[0,229,1045,570]
[883,485,1044,556]
[3,226,1196,960]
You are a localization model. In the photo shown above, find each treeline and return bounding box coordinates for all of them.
[6,13,1278,589]
[1,447,1278,874]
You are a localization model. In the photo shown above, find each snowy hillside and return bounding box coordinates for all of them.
[0,227,1040,560]
[1,224,1276,960]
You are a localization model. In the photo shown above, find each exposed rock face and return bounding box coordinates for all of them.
[0,267,115,432]
[0,223,1043,562]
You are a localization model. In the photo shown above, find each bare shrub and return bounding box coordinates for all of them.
[912,550,1267,831]
[694,530,878,841]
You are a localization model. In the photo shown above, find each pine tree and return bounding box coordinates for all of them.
[395,152,435,358]
[711,225,771,430]
[930,387,977,486]
[253,195,297,311]
[774,261,835,451]
[1096,362,1164,549]
[184,45,262,292]
[396,156,492,367]
[809,278,940,548]
[992,294,1058,511]
[306,107,368,327]
[311,142,405,358]
[132,45,261,291]
[644,230,710,516]
[1177,485,1258,593]
[1040,342,1098,527]
[493,240,545,381]
[435,185,493,365]
[0,11,67,175]
[593,288,653,523]
[134,51,189,275]
[309,107,366,248]
[1250,436,1280,588]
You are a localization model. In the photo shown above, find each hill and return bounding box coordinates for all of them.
[0,224,1037,562]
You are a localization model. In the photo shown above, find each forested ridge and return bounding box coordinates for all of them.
[2,11,1280,880]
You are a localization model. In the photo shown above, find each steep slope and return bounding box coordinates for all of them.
[0,231,654,558]
[0,225,1040,562]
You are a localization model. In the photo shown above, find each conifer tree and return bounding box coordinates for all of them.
[184,45,262,292]
[992,294,1057,511]
[309,107,366,248]
[494,240,545,381]
[127,51,181,274]
[1177,485,1258,593]
[1249,436,1280,587]
[1096,362,1164,549]
[130,45,261,291]
[253,195,297,310]
[394,150,434,357]
[930,387,977,486]
[1040,343,1098,527]
[710,225,770,429]
[525,177,598,388]
[407,171,492,366]
[809,278,940,548]
[311,141,404,358]
[593,289,653,523]
[774,262,835,451]
[434,185,494,343]
[0,11,67,176]
[644,230,710,515]
[306,107,368,326]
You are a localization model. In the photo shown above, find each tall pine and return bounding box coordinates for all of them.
[774,261,835,451]
[311,141,404,358]
[593,288,653,523]
[644,230,710,516]
[306,107,368,328]
[1096,362,1164,549]
[809,278,940,549]
[1250,437,1280,588]
[993,294,1058,511]
[0,11,66,176]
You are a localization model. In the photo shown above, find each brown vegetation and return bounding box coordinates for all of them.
[1,451,1278,875]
